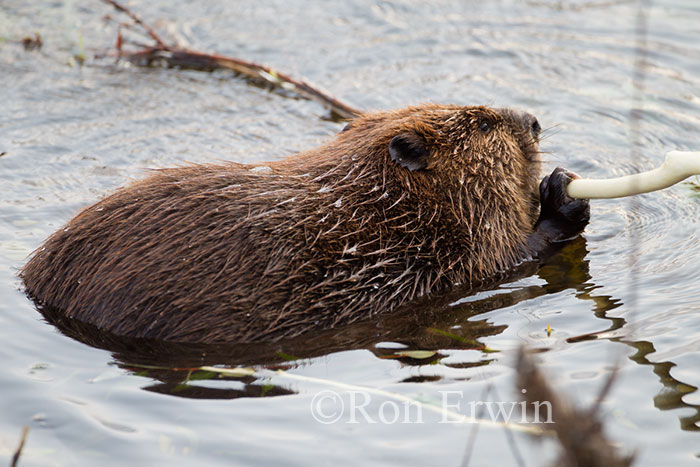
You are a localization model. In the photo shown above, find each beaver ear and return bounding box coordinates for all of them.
[389,133,430,171]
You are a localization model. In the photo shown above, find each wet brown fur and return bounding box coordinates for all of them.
[21,104,542,343]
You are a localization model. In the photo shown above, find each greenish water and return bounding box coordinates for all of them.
[1,1,699,465]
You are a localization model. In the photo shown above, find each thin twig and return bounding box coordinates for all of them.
[490,384,526,467]
[460,383,492,467]
[10,426,29,467]
[102,0,166,47]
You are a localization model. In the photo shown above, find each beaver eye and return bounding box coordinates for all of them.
[479,120,492,134]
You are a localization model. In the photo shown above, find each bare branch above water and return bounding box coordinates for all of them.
[101,0,363,120]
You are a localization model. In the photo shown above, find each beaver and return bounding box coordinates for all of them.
[21,104,589,344]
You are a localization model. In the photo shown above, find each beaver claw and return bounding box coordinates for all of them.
[536,167,590,242]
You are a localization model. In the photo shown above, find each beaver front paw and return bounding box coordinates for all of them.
[536,167,590,242]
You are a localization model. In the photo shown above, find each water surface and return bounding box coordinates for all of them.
[1,1,700,465]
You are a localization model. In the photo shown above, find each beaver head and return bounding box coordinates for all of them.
[295,104,544,283]
[336,104,541,203]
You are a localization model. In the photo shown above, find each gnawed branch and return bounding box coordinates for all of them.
[101,0,363,120]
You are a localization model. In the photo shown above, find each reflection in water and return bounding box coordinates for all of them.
[135,369,296,400]
[623,340,700,432]
[545,237,627,343]
[545,239,700,433]
[33,238,579,393]
[34,230,700,430]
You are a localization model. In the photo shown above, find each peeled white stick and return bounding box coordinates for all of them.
[567,150,700,199]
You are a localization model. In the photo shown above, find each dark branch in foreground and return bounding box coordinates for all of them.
[516,347,635,467]
[10,426,29,467]
[101,0,363,120]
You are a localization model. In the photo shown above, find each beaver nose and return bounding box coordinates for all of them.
[496,108,541,140]
[519,111,541,139]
